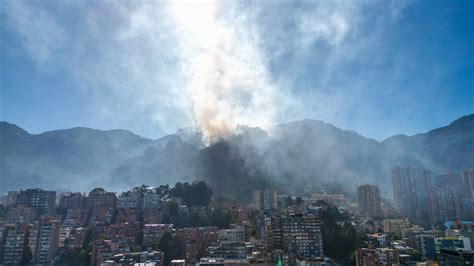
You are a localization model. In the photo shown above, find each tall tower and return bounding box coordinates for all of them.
[463,169,474,198]
[254,189,277,212]
[392,166,430,221]
[357,184,382,217]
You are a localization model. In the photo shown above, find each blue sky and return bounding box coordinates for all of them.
[1,0,473,141]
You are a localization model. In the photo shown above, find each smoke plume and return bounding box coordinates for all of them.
[170,1,280,144]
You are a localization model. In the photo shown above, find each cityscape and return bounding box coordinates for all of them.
[1,0,473,265]
[0,167,472,265]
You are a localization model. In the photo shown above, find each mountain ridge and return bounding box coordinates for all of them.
[1,114,473,196]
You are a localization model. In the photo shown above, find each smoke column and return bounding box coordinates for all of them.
[170,1,280,144]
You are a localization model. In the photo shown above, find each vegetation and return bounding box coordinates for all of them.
[170,181,213,207]
[318,201,367,264]
[158,232,184,265]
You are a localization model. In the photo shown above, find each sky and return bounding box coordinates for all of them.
[1,0,473,141]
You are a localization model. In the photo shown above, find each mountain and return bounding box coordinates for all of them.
[0,122,155,191]
[382,114,474,171]
[1,114,473,197]
[107,135,200,191]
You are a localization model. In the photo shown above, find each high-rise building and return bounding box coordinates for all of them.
[17,188,56,216]
[428,172,463,223]
[117,190,141,209]
[85,188,117,209]
[463,169,474,198]
[2,222,31,265]
[281,214,323,260]
[429,188,461,224]
[460,197,474,220]
[420,235,436,260]
[143,192,161,210]
[392,166,431,221]
[254,189,277,212]
[438,249,473,265]
[6,206,36,223]
[357,184,382,217]
[28,217,60,265]
[6,191,18,206]
[58,192,84,211]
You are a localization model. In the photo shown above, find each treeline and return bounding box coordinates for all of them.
[170,181,213,207]
[317,200,367,264]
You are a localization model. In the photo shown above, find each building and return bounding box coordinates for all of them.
[281,214,323,260]
[67,227,87,250]
[2,222,30,265]
[102,222,140,246]
[6,205,36,223]
[462,169,474,198]
[460,198,474,220]
[143,191,161,210]
[29,217,60,265]
[376,248,399,266]
[392,166,431,221]
[91,239,130,266]
[17,188,56,216]
[367,233,389,247]
[218,225,245,243]
[143,224,174,247]
[420,235,436,260]
[429,172,463,223]
[173,227,219,264]
[355,248,399,266]
[63,208,89,228]
[102,250,164,266]
[382,219,411,239]
[6,191,18,206]
[86,188,117,209]
[170,259,186,266]
[254,189,277,212]
[356,248,379,266]
[438,248,473,265]
[207,242,246,260]
[58,192,84,211]
[117,190,141,209]
[357,184,382,217]
[199,258,224,265]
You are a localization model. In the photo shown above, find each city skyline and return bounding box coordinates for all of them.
[0,0,473,264]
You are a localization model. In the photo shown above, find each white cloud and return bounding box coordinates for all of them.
[4,1,65,65]
[2,0,412,139]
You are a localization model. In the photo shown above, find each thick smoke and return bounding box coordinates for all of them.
[170,1,280,144]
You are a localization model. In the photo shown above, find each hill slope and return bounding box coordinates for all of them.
[1,114,472,196]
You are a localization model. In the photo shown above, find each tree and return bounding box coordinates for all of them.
[210,209,231,229]
[90,187,105,193]
[295,197,303,206]
[161,213,172,224]
[285,196,294,207]
[170,181,213,207]
[168,202,179,218]
[319,203,367,264]
[159,232,184,265]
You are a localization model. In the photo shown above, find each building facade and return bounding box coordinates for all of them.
[17,188,56,217]
[254,189,278,212]
[357,184,382,217]
[392,166,431,221]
